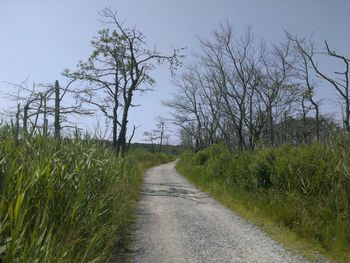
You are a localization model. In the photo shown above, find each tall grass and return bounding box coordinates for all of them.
[177,141,350,262]
[0,132,173,262]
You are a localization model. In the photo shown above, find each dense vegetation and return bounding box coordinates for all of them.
[177,141,350,262]
[0,130,173,262]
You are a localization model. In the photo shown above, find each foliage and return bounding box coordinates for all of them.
[0,133,173,263]
[177,142,350,262]
[64,7,182,156]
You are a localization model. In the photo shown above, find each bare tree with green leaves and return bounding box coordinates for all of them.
[64,7,183,156]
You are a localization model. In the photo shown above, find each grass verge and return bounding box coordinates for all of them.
[176,143,350,263]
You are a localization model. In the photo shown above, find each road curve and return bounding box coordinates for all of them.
[132,161,310,263]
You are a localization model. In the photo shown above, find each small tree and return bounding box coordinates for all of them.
[153,118,170,153]
[65,7,183,156]
[143,131,158,153]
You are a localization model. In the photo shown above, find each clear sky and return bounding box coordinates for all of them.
[0,0,349,143]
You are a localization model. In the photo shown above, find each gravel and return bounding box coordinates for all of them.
[132,161,312,263]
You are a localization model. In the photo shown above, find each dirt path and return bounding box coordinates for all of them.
[132,161,310,263]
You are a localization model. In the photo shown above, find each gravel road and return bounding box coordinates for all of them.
[132,161,311,263]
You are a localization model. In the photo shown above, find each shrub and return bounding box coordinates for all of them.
[177,142,350,262]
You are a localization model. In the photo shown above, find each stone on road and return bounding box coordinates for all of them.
[132,161,310,263]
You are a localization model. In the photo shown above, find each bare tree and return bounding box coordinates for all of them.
[65,7,182,156]
[153,118,170,153]
[286,34,323,142]
[143,131,158,152]
[166,24,319,150]
[164,70,206,151]
[1,78,91,139]
[287,33,350,134]
[257,37,298,146]
[1,80,53,138]
[126,124,139,153]
[52,80,92,139]
[166,24,298,150]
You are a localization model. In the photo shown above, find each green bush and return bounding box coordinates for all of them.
[250,149,276,189]
[223,152,253,190]
[177,142,350,262]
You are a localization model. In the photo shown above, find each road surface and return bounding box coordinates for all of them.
[132,161,310,263]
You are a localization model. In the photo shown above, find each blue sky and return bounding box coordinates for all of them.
[0,0,349,142]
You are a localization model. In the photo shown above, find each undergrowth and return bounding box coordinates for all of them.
[0,131,173,263]
[177,140,350,263]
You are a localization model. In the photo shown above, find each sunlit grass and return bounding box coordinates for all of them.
[0,130,173,262]
[177,141,350,263]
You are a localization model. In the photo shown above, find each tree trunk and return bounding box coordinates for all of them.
[112,105,118,148]
[268,104,274,147]
[238,106,246,151]
[344,95,350,134]
[43,96,48,138]
[116,100,130,157]
[23,104,29,135]
[126,125,137,154]
[315,105,320,142]
[301,100,307,144]
[54,80,61,139]
[248,96,254,149]
[284,111,288,144]
[159,131,163,153]
[15,103,20,144]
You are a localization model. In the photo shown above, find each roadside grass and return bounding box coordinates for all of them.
[0,131,173,263]
[176,142,350,263]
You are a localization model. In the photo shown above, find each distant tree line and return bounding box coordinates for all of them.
[165,23,348,151]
